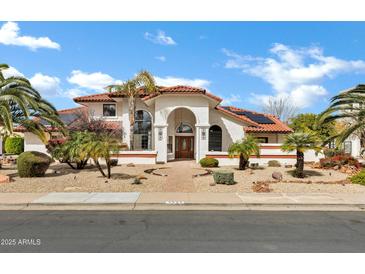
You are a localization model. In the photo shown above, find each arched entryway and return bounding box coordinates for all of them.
[166,107,197,160]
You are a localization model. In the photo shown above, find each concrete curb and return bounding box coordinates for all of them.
[1,202,365,211]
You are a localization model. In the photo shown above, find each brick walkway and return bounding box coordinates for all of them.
[163,160,198,192]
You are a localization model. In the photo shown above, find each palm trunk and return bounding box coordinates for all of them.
[296,150,305,178]
[106,159,111,179]
[94,159,106,177]
[238,153,248,170]
[129,96,136,150]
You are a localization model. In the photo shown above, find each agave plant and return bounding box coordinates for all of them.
[106,70,157,150]
[228,135,260,170]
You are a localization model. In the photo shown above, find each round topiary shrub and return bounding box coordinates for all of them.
[268,160,281,167]
[213,170,235,185]
[17,151,52,178]
[4,136,24,155]
[199,157,219,167]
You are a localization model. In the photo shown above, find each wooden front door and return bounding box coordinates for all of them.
[175,136,194,159]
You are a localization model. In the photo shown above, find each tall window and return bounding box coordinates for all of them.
[103,104,116,117]
[208,125,222,151]
[133,110,152,150]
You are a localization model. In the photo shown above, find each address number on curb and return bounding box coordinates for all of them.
[165,201,185,205]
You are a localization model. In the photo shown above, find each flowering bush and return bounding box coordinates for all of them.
[320,154,361,169]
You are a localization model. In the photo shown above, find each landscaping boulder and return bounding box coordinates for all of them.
[213,170,235,185]
[272,171,283,181]
[127,163,135,167]
[0,174,10,184]
[284,164,293,168]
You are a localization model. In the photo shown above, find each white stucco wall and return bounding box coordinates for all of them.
[209,108,246,151]
[24,132,49,155]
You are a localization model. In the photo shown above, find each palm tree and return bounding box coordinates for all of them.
[281,132,322,178]
[0,64,64,142]
[317,84,365,146]
[106,70,157,150]
[228,135,260,170]
[82,131,121,178]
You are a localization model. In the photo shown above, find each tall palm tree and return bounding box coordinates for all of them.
[0,64,64,142]
[228,135,260,170]
[107,70,157,150]
[281,132,322,178]
[317,84,365,146]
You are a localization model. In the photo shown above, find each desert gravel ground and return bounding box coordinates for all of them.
[193,166,365,193]
[0,163,167,193]
[1,162,365,193]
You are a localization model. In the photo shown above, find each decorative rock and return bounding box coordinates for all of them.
[132,178,142,184]
[137,175,147,180]
[127,163,135,167]
[0,174,10,184]
[272,171,283,180]
[333,165,340,170]
[209,182,216,186]
[285,164,293,168]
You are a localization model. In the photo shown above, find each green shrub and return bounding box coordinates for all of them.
[350,170,365,186]
[17,151,52,178]
[268,160,281,167]
[213,170,235,185]
[4,136,24,154]
[199,157,219,168]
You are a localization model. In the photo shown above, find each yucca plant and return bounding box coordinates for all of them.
[228,135,260,170]
[281,132,322,178]
[317,84,365,146]
[106,70,157,150]
[0,64,65,142]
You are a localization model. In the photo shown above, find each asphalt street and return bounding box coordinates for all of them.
[0,210,365,252]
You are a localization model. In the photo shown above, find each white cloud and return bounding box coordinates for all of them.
[63,88,90,98]
[221,94,242,105]
[223,43,365,108]
[155,56,166,62]
[155,76,211,89]
[2,66,24,78]
[144,30,177,46]
[30,73,62,97]
[0,22,60,51]
[67,70,119,90]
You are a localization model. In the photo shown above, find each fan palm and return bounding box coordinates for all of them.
[228,135,260,170]
[106,70,157,150]
[317,84,365,146]
[281,132,322,178]
[0,64,64,142]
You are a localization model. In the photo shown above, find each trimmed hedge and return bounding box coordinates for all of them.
[213,170,235,185]
[17,151,52,178]
[4,136,24,155]
[350,169,365,186]
[268,160,281,167]
[199,157,219,168]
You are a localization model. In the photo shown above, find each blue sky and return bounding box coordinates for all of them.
[1,21,365,113]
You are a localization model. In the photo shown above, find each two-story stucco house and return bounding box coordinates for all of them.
[16,85,331,165]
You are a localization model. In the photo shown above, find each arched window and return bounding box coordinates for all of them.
[176,123,193,134]
[133,110,152,150]
[209,125,222,151]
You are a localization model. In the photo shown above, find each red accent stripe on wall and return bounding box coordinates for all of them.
[259,145,282,149]
[206,154,296,159]
[111,154,157,158]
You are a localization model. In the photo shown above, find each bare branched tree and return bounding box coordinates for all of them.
[262,97,298,123]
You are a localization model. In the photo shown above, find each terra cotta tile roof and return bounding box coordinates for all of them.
[218,106,293,133]
[73,86,222,103]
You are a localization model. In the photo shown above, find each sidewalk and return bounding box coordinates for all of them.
[1,192,365,211]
